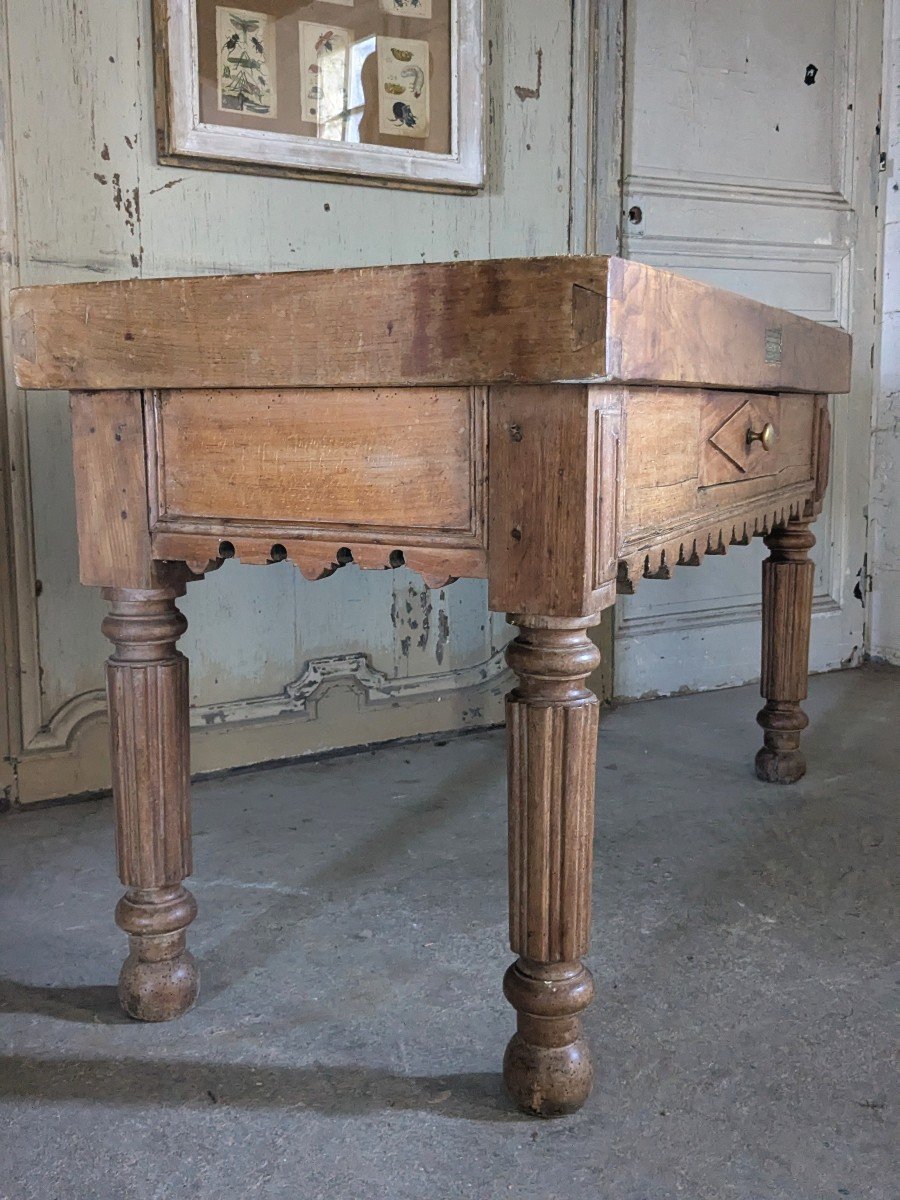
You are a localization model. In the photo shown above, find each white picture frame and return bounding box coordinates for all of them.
[153,0,485,192]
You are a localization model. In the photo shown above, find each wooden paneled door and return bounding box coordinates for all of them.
[614,0,883,697]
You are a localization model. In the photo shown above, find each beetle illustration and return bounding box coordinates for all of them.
[251,36,265,56]
[391,101,417,129]
[224,31,239,51]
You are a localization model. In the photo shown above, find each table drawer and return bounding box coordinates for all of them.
[619,387,821,554]
[700,392,815,488]
[149,387,484,540]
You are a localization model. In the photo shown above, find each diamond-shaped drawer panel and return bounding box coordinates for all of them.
[699,392,816,488]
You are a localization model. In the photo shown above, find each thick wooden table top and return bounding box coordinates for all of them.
[11,255,850,395]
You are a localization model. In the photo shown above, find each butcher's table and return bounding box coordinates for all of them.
[10,256,851,1115]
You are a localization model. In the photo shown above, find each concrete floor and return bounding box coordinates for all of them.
[0,667,896,1200]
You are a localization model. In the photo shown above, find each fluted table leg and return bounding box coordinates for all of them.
[102,586,198,1021]
[755,519,816,784]
[503,615,601,1116]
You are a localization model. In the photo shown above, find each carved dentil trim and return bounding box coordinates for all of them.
[616,495,812,595]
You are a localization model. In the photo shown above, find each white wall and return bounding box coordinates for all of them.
[872,0,900,663]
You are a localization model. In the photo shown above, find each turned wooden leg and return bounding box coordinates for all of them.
[102,586,198,1021]
[755,519,816,784]
[503,616,601,1116]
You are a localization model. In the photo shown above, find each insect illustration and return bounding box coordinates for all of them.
[400,65,425,98]
[315,30,336,53]
[220,12,271,114]
[391,101,417,128]
[391,47,413,62]
[384,82,406,95]
[229,14,260,35]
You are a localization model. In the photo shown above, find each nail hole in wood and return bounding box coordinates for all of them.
[218,541,235,559]
[336,547,354,566]
[270,544,288,562]
[389,549,405,568]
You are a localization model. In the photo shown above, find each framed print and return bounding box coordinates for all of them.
[153,0,485,191]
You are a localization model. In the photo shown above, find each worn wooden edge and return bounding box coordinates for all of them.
[152,518,487,550]
[11,256,851,395]
[606,258,853,396]
[812,395,832,514]
[9,257,608,391]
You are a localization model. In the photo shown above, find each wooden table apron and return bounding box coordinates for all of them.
[10,256,851,1117]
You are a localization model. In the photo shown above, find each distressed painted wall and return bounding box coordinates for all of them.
[3,0,576,798]
[872,0,900,663]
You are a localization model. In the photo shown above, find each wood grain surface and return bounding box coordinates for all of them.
[11,258,609,391]
[487,385,619,618]
[153,387,482,536]
[606,258,851,394]
[11,256,851,394]
[70,391,155,589]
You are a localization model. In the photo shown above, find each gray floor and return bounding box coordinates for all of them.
[0,667,896,1200]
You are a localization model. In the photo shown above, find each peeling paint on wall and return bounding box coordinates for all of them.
[514,47,543,101]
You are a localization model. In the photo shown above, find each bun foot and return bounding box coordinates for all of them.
[118,939,199,1022]
[503,1032,593,1117]
[755,700,809,785]
[502,959,596,1116]
[755,745,807,784]
[115,886,199,1021]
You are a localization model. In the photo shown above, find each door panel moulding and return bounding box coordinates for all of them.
[10,647,511,805]
[25,647,510,755]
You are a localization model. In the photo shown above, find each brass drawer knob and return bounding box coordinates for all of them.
[747,422,776,452]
